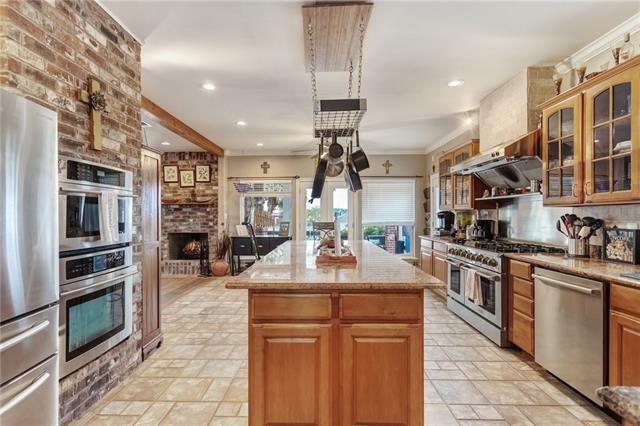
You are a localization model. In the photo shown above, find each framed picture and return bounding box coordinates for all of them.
[179,170,195,187]
[279,221,290,236]
[195,165,211,182]
[163,165,178,183]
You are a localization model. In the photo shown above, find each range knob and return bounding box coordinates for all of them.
[448,248,455,254]
[481,256,490,265]
[488,258,498,267]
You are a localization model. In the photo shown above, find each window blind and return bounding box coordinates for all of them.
[362,180,415,225]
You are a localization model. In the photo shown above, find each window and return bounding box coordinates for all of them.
[362,179,416,255]
[238,181,293,235]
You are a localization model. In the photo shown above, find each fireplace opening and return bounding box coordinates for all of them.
[168,232,208,260]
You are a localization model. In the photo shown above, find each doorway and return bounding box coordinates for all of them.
[297,178,356,241]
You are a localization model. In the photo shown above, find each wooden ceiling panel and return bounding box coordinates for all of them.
[302,3,373,72]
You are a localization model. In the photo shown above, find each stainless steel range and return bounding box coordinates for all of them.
[445,239,563,346]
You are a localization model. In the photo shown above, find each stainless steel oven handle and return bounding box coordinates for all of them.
[444,259,461,267]
[0,320,50,352]
[532,274,600,295]
[61,271,137,297]
[60,189,136,198]
[460,266,500,281]
[0,372,51,416]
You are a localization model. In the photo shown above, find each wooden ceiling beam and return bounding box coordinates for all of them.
[303,3,373,72]
[141,96,225,157]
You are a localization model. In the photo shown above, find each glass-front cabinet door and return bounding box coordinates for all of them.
[584,68,639,203]
[452,140,479,210]
[542,94,583,205]
[438,153,453,210]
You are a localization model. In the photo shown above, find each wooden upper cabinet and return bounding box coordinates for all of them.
[584,67,640,203]
[542,94,583,205]
[439,153,453,210]
[452,140,480,210]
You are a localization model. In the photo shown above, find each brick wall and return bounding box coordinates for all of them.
[1,0,142,423]
[161,152,219,275]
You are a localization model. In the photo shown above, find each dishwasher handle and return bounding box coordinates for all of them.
[532,273,601,295]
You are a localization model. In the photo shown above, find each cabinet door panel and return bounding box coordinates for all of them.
[512,310,534,356]
[251,324,331,426]
[584,67,640,203]
[433,253,448,285]
[341,325,422,426]
[610,311,640,386]
[542,94,583,205]
[421,250,434,276]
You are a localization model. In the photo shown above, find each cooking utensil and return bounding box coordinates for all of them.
[560,215,573,237]
[578,226,592,240]
[556,220,569,237]
[310,138,328,200]
[346,139,362,191]
[327,132,344,159]
[350,130,370,172]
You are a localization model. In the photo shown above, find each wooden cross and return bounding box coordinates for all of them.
[260,161,270,174]
[382,160,393,175]
[78,78,110,150]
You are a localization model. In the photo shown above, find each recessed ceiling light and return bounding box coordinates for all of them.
[448,80,465,87]
[256,143,263,146]
[236,121,247,126]
[202,82,216,91]
[161,141,171,146]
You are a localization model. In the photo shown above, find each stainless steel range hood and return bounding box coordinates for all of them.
[451,129,542,189]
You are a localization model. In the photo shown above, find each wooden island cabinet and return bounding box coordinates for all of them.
[227,241,444,425]
[610,283,640,386]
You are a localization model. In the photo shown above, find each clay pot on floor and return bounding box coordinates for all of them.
[211,259,230,276]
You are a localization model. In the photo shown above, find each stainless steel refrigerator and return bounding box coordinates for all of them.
[0,89,60,425]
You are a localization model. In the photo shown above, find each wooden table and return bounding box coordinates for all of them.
[226,240,445,425]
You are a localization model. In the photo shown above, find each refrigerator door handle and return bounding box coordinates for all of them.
[0,372,51,416]
[0,320,51,352]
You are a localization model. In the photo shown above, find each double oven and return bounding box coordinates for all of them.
[58,157,136,377]
[446,245,507,346]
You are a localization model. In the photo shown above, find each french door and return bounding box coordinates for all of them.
[297,178,356,241]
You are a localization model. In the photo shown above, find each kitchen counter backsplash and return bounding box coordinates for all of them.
[478,195,640,248]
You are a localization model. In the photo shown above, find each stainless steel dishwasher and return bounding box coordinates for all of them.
[533,267,605,405]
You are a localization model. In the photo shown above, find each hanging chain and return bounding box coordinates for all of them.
[357,18,365,98]
[307,20,318,104]
[348,59,354,98]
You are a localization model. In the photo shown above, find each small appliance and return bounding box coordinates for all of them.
[434,211,455,236]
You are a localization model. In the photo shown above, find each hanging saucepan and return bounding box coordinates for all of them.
[344,144,354,191]
[351,130,370,172]
[347,138,362,191]
[325,131,345,177]
[311,137,328,201]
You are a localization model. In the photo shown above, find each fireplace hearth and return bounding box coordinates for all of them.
[168,232,208,260]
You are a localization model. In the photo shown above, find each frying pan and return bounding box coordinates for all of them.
[328,132,344,159]
[311,138,327,201]
[346,139,362,191]
[344,145,354,191]
[351,130,370,172]
[325,156,344,177]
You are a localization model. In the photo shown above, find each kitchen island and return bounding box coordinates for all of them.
[226,240,444,425]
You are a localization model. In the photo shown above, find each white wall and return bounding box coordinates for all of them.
[225,154,428,255]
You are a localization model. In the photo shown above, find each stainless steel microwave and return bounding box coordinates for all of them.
[58,157,133,252]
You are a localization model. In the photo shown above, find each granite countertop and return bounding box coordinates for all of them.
[597,386,640,424]
[226,240,445,290]
[419,235,455,243]
[505,253,640,289]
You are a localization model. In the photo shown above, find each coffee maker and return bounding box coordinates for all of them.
[434,211,455,236]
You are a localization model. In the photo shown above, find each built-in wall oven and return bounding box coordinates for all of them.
[58,157,133,251]
[58,245,135,377]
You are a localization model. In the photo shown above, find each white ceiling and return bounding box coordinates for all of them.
[141,110,203,152]
[104,1,638,156]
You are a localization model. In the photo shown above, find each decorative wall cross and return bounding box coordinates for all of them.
[382,160,393,175]
[260,161,270,174]
[78,78,110,150]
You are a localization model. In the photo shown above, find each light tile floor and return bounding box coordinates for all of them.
[75,278,616,425]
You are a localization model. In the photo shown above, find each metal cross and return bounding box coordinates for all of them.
[260,161,270,174]
[382,160,393,175]
[78,78,110,151]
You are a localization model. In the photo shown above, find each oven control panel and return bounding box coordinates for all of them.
[448,247,499,267]
[65,250,126,280]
